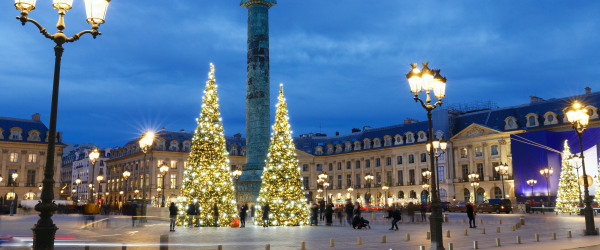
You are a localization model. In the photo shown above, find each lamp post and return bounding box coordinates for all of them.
[406,62,447,250]
[495,163,509,199]
[232,167,242,203]
[96,173,104,203]
[539,167,553,205]
[364,173,374,205]
[134,189,139,199]
[568,156,584,206]
[382,185,389,206]
[526,178,537,197]
[422,184,430,203]
[71,188,76,201]
[564,101,597,235]
[159,164,169,207]
[123,170,131,200]
[347,187,354,202]
[13,1,111,247]
[75,176,81,203]
[422,169,432,203]
[426,138,448,187]
[468,172,480,203]
[139,131,155,223]
[88,147,100,203]
[119,190,124,205]
[10,172,19,216]
[317,172,328,203]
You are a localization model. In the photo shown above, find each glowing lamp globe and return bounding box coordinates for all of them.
[84,0,110,25]
[14,0,36,12]
[52,0,73,10]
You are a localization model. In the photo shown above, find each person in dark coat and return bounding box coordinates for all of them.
[389,207,401,231]
[420,202,428,222]
[262,203,270,227]
[310,202,319,225]
[353,202,362,216]
[130,204,138,227]
[239,203,248,228]
[213,203,219,227]
[407,202,415,223]
[325,203,334,226]
[319,200,325,221]
[466,202,477,228]
[186,202,195,227]
[169,202,178,232]
[345,201,354,225]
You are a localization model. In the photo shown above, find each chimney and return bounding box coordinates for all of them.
[351,128,361,133]
[32,113,41,121]
[309,133,314,137]
[363,126,372,131]
[585,86,591,94]
[234,133,242,138]
[180,129,185,133]
[404,118,418,124]
[530,96,544,103]
[161,127,165,131]
[335,131,339,136]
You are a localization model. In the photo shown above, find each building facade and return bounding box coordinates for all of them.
[62,144,111,204]
[0,113,65,206]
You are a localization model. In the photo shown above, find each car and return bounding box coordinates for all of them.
[448,202,467,212]
[477,199,512,214]
[440,202,450,212]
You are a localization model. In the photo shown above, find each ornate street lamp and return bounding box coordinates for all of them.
[526,178,537,197]
[406,62,447,250]
[539,167,553,205]
[71,188,76,201]
[139,131,155,223]
[317,172,329,202]
[159,164,169,207]
[495,163,509,198]
[347,187,354,202]
[10,172,19,216]
[382,185,389,205]
[364,173,374,205]
[564,101,597,235]
[421,184,430,203]
[88,147,100,203]
[468,172,480,203]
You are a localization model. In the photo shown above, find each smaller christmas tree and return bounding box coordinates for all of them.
[255,84,310,226]
[555,140,580,214]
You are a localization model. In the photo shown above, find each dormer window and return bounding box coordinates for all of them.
[170,141,178,151]
[345,142,352,152]
[394,135,403,145]
[327,145,334,154]
[525,113,539,127]
[417,131,427,142]
[353,141,361,151]
[406,133,415,143]
[543,111,558,126]
[183,142,190,152]
[10,128,22,140]
[384,136,392,146]
[504,116,518,130]
[157,140,165,150]
[240,147,246,156]
[315,146,323,155]
[27,130,41,141]
[336,144,342,153]
[373,138,381,148]
[230,145,238,156]
[363,139,371,149]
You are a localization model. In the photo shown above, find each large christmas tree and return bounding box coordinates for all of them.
[176,64,237,227]
[555,140,580,214]
[256,84,310,226]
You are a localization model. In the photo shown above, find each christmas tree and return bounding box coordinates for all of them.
[176,64,237,227]
[555,140,580,214]
[595,165,600,202]
[255,84,310,226]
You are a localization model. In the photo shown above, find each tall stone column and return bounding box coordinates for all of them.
[238,0,277,204]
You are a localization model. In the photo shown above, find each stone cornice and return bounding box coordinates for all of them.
[241,0,277,8]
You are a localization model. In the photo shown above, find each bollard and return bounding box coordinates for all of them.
[382,235,386,243]
[265,244,270,250]
[85,244,90,250]
[407,233,411,241]
[516,236,521,244]
[448,243,453,250]
[473,240,478,249]
[552,232,556,240]
[568,230,572,238]
[330,239,334,247]
[496,238,501,247]
[444,213,449,222]
[464,229,468,236]
[480,219,483,225]
[482,227,486,234]
[358,237,362,245]
[520,216,525,225]
[447,230,451,238]
[160,235,169,250]
[535,234,539,242]
[420,246,425,250]
[499,219,502,224]
[497,227,500,233]
[122,243,127,250]
[218,246,222,250]
[427,231,431,240]
[301,241,306,250]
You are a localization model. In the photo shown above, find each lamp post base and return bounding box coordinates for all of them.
[429,204,445,250]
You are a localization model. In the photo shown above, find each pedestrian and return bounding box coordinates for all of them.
[319,200,325,221]
[420,202,427,222]
[389,207,401,231]
[525,200,531,214]
[213,202,219,227]
[345,201,354,225]
[466,202,477,228]
[336,206,343,225]
[407,202,415,223]
[169,202,177,232]
[262,202,270,227]
[310,202,319,225]
[194,202,200,227]
[239,203,248,228]
[353,201,362,216]
[130,204,138,227]
[186,202,195,227]
[325,203,333,226]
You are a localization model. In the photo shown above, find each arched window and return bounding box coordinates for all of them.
[230,145,238,156]
[10,127,22,140]
[493,187,502,199]
[394,135,403,145]
[327,145,334,154]
[345,142,352,152]
[398,191,405,199]
[529,116,536,126]
[384,136,392,146]
[373,138,381,148]
[409,190,417,199]
[353,141,361,151]
[315,146,323,155]
[504,116,517,130]
[183,142,190,152]
[463,189,470,202]
[170,141,178,151]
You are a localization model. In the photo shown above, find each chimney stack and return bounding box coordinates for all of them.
[180,129,185,133]
[585,86,591,94]
[530,96,544,103]
[32,113,41,121]
[404,118,418,124]
[161,127,165,131]
[335,131,340,136]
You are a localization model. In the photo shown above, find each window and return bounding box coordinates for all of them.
[315,147,323,155]
[439,188,447,202]
[398,191,405,199]
[302,164,309,171]
[376,158,381,167]
[460,148,468,158]
[337,175,342,188]
[184,161,189,169]
[385,137,391,146]
[421,168,428,183]
[10,129,21,140]
[170,174,177,189]
[26,170,35,187]
[171,160,177,169]
[437,166,444,183]
[337,163,341,170]
[9,153,18,163]
[353,142,361,151]
[346,174,352,187]
[419,133,425,140]
[407,134,414,143]
[492,162,500,180]
[366,160,371,168]
[397,170,403,185]
[420,153,427,163]
[100,160,104,166]
[461,165,469,181]
[355,161,361,169]
[316,164,322,172]
[345,143,352,152]
[28,154,37,163]
[8,169,17,186]
[183,142,190,152]
[476,163,484,179]
[397,156,403,164]
[327,146,334,154]
[494,187,502,199]
[231,165,237,171]
[386,157,391,166]
[374,139,381,147]
[508,119,514,127]
[157,174,163,188]
[328,163,333,171]
[363,140,370,149]
[408,154,415,164]
[346,162,351,170]
[528,116,536,127]
[302,177,309,189]
[410,190,417,199]
[409,169,415,185]
[491,145,499,156]
[386,171,392,185]
[376,172,381,184]
[355,174,361,187]
[170,142,178,151]
[547,115,554,122]
[475,147,482,157]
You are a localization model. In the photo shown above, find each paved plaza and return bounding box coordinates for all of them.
[0,212,599,249]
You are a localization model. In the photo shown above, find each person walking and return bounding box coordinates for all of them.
[213,202,219,227]
[239,203,248,228]
[194,202,200,227]
[186,202,195,227]
[420,202,427,222]
[466,202,477,228]
[407,202,415,223]
[353,201,362,216]
[130,204,138,227]
[389,207,401,231]
[319,200,325,221]
[310,202,319,226]
[169,202,177,232]
[345,201,354,225]
[262,203,270,227]
[325,203,333,226]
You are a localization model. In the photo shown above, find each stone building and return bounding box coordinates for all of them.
[62,144,111,204]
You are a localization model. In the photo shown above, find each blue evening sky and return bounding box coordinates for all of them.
[1,1,599,148]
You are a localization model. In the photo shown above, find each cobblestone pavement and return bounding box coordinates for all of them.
[0,212,598,249]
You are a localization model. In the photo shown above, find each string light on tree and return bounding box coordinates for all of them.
[555,140,580,214]
[176,64,237,227]
[256,84,310,226]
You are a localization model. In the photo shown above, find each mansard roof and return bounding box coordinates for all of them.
[0,115,64,144]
